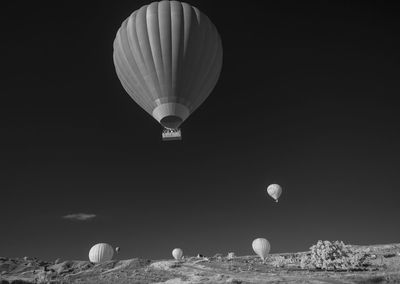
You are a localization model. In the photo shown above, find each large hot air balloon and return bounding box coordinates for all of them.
[88,243,114,263]
[267,184,282,202]
[172,248,183,260]
[252,238,270,262]
[113,1,223,141]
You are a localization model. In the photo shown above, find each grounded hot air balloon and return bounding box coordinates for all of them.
[252,238,271,262]
[88,243,114,263]
[172,248,183,260]
[267,184,282,202]
[113,1,223,141]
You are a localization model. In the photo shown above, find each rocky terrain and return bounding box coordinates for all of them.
[1,243,400,284]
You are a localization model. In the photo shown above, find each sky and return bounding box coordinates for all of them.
[1,0,400,261]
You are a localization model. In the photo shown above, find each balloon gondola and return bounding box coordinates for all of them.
[162,128,182,141]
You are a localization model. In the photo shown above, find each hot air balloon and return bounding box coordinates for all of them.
[115,247,120,253]
[172,248,183,260]
[113,1,223,141]
[252,238,270,262]
[267,184,282,202]
[88,243,114,263]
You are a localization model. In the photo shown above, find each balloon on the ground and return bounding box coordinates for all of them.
[267,184,282,202]
[252,238,271,261]
[172,248,183,260]
[88,243,114,263]
[113,1,223,138]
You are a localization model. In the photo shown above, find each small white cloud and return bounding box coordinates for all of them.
[63,213,96,221]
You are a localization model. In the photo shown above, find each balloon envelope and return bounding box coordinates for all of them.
[172,248,183,260]
[252,238,271,260]
[113,1,223,129]
[88,243,114,263]
[267,184,282,202]
[115,247,120,253]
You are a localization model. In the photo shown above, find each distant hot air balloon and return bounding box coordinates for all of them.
[113,1,223,141]
[115,247,120,253]
[172,248,183,260]
[88,243,114,263]
[252,238,270,262]
[267,184,282,202]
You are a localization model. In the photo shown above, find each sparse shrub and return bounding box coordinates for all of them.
[35,270,52,283]
[300,253,312,269]
[271,256,286,268]
[302,240,368,271]
[270,255,297,268]
[169,262,181,268]
[228,279,242,284]
[227,252,235,260]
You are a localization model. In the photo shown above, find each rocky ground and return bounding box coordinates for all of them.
[1,243,400,284]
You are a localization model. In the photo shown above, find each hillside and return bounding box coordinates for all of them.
[1,243,400,284]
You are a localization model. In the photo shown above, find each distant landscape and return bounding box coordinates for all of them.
[1,243,400,284]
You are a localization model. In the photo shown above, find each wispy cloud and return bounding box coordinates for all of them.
[62,213,97,221]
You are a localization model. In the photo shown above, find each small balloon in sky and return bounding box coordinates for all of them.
[115,247,120,253]
[267,184,283,202]
[172,248,183,260]
[88,243,114,263]
[252,238,271,262]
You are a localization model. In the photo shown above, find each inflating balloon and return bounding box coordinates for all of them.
[113,1,223,141]
[267,184,282,202]
[88,243,114,263]
[172,248,183,260]
[252,238,270,262]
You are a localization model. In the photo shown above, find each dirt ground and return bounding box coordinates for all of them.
[1,243,400,283]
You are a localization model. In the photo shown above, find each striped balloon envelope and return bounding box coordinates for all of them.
[88,243,114,263]
[113,1,223,140]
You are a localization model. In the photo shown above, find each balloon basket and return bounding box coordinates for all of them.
[162,128,182,141]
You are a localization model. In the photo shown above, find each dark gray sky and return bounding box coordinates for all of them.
[1,0,400,261]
